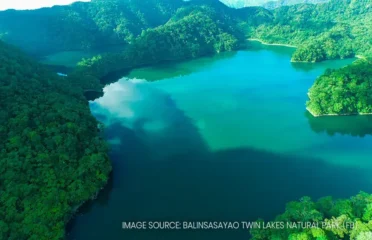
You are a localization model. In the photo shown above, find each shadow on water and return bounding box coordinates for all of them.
[101,68,133,86]
[246,40,295,58]
[84,90,104,101]
[305,111,372,137]
[44,64,73,74]
[126,52,238,81]
[67,81,372,240]
[291,58,356,73]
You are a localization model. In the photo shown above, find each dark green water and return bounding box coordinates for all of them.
[67,45,372,239]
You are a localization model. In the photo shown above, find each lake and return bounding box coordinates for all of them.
[67,43,372,240]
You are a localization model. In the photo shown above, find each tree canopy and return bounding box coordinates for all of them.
[250,0,372,62]
[1,0,370,63]
[0,40,111,240]
[0,0,185,55]
[307,59,372,116]
[67,3,246,90]
[251,192,372,240]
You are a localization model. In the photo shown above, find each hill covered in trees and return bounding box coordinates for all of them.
[250,192,372,239]
[67,3,247,92]
[306,59,372,116]
[251,0,372,62]
[0,0,370,63]
[0,0,185,55]
[0,40,111,239]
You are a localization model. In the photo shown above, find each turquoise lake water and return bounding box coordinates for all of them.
[67,44,372,239]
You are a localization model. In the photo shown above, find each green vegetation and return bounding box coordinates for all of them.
[291,26,354,62]
[69,3,245,89]
[137,5,244,58]
[0,0,185,55]
[306,59,372,116]
[0,5,246,237]
[251,192,372,240]
[250,0,372,62]
[0,40,111,239]
[1,0,370,63]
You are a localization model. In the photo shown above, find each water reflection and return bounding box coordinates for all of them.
[247,40,296,58]
[291,58,356,72]
[126,52,237,81]
[68,78,372,240]
[305,111,372,137]
[90,78,209,158]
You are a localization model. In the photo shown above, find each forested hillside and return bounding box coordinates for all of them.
[0,0,370,63]
[306,59,372,116]
[0,40,111,239]
[251,0,372,62]
[0,0,185,55]
[250,192,372,239]
[68,3,246,92]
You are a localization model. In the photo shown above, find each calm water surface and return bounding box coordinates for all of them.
[67,44,372,240]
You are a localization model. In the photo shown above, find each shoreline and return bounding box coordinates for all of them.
[306,107,372,117]
[291,59,317,63]
[356,55,367,60]
[247,38,297,48]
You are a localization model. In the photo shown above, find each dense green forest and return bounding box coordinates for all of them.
[0,40,111,239]
[70,0,370,83]
[307,59,372,116]
[250,192,372,240]
[0,0,185,55]
[68,3,246,92]
[251,0,372,62]
[0,0,370,63]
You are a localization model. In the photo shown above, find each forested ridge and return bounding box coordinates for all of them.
[0,0,185,55]
[0,0,370,63]
[68,2,247,92]
[251,0,372,62]
[250,192,372,239]
[68,0,371,85]
[307,59,372,116]
[0,40,111,239]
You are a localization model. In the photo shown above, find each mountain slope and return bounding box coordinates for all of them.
[1,0,369,63]
[0,40,111,240]
[307,59,372,116]
[0,0,185,55]
[249,0,372,61]
[69,3,246,90]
